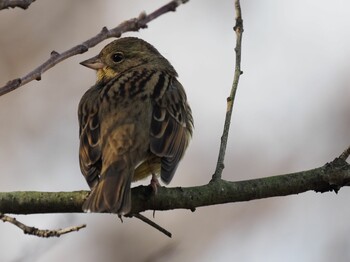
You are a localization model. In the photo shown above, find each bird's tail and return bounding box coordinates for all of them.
[82,160,132,215]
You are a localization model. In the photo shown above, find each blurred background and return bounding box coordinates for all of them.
[1,0,350,261]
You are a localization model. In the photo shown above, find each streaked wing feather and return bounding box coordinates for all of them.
[150,77,193,184]
[78,87,102,189]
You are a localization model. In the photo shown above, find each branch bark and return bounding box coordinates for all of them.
[1,157,349,215]
[0,0,189,96]
[0,0,36,10]
[0,213,86,237]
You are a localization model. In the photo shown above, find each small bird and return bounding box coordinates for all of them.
[78,37,193,215]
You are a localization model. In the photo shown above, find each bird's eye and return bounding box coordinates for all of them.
[111,52,124,63]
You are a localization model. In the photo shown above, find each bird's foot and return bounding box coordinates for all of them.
[150,173,161,195]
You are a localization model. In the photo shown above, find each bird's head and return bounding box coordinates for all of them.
[80,37,177,83]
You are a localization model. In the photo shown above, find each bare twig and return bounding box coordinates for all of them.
[0,213,86,237]
[0,0,36,10]
[0,0,189,96]
[339,145,350,161]
[132,213,172,238]
[212,0,244,181]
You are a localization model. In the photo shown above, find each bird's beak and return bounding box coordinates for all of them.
[80,55,105,70]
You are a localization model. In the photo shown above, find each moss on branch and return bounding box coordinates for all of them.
[0,158,349,215]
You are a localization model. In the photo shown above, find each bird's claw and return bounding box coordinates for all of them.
[150,174,161,195]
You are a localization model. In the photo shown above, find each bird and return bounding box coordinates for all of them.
[78,37,193,215]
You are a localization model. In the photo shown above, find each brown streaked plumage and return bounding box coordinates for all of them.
[78,37,193,215]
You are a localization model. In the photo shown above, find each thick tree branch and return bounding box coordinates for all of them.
[0,0,35,10]
[213,0,243,180]
[0,156,349,215]
[0,0,189,96]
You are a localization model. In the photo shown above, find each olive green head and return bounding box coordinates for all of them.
[81,37,177,83]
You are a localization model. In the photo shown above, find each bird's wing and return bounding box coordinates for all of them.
[78,87,102,189]
[150,76,193,184]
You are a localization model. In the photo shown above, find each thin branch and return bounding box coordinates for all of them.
[339,145,350,161]
[132,213,172,238]
[0,0,189,96]
[212,0,244,180]
[0,213,86,237]
[0,154,349,215]
[0,0,35,10]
